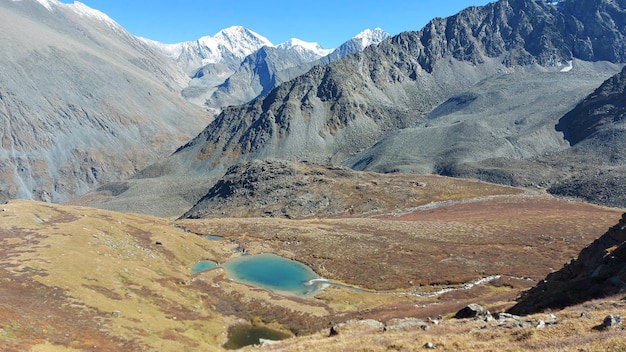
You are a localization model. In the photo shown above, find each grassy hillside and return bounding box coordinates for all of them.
[1,182,624,350]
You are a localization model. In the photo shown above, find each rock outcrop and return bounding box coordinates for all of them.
[509,213,626,315]
[178,159,406,219]
[179,159,522,219]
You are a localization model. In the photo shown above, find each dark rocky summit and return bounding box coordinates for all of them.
[180,159,424,219]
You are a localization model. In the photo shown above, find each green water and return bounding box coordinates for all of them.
[223,324,290,350]
[191,260,218,274]
[203,234,223,240]
[223,253,321,296]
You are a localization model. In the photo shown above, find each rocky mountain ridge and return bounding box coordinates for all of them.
[175,28,390,110]
[93,0,626,217]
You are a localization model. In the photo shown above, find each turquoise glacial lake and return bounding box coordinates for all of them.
[223,253,323,296]
[191,260,218,274]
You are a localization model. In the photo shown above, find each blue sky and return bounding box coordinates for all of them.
[59,1,493,48]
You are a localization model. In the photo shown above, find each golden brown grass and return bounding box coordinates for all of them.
[0,200,233,351]
[177,194,623,291]
[246,296,626,352]
[1,185,624,351]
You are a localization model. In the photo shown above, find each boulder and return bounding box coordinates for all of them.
[455,303,484,319]
[601,315,622,330]
[384,318,429,332]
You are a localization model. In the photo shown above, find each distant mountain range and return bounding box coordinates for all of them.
[82,0,626,217]
[3,0,626,218]
[0,0,388,204]
[141,26,390,111]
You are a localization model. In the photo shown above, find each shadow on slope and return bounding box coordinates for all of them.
[509,213,626,315]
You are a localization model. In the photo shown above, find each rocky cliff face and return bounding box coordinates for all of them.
[509,213,626,315]
[0,0,209,203]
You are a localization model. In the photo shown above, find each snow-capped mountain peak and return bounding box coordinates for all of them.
[141,26,273,75]
[33,0,56,11]
[277,38,333,57]
[211,26,273,58]
[354,28,390,47]
[67,1,118,25]
[24,0,119,27]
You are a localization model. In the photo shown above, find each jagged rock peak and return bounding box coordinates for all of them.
[414,0,626,70]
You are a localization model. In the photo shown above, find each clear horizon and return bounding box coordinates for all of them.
[58,0,492,48]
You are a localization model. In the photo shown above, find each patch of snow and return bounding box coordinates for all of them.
[418,275,502,298]
[277,38,333,57]
[560,60,573,72]
[354,28,390,47]
[34,0,58,11]
[66,1,118,26]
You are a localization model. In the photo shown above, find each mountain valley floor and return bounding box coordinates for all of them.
[1,171,625,351]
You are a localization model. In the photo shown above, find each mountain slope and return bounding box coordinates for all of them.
[87,0,626,217]
[509,212,626,315]
[429,62,626,208]
[347,61,619,174]
[0,0,209,203]
[556,64,626,148]
[187,29,388,111]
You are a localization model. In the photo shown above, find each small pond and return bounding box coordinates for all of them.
[203,234,224,240]
[222,253,323,296]
[191,260,218,274]
[223,324,290,350]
